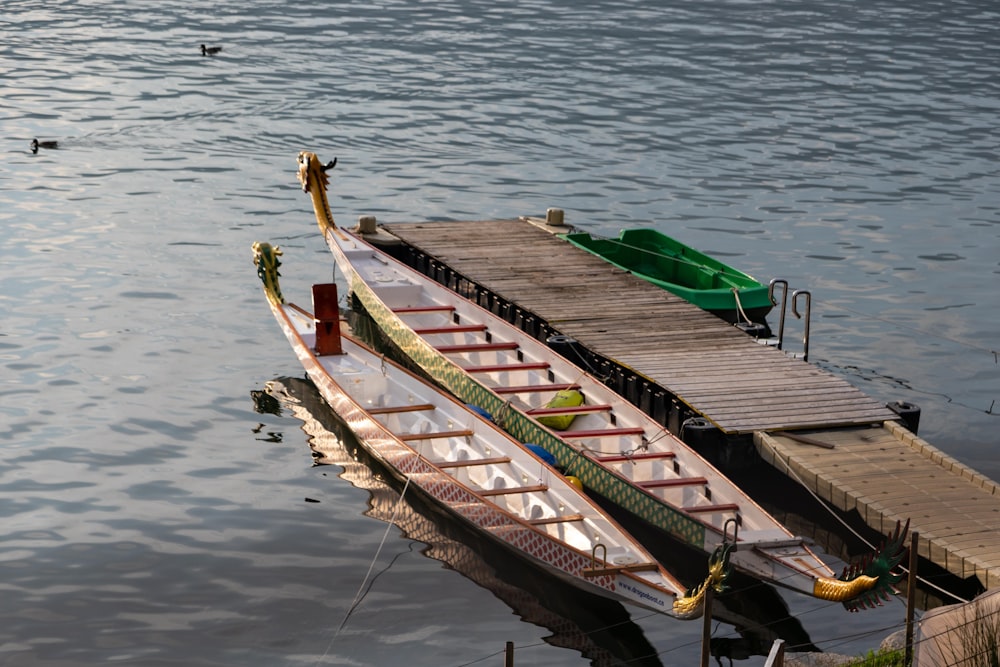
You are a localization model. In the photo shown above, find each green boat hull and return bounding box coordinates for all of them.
[561,229,773,324]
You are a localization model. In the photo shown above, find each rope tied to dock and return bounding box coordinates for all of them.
[493,398,513,429]
[731,287,752,326]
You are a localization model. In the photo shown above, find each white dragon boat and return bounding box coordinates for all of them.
[291,150,908,610]
[261,375,669,664]
[253,241,725,619]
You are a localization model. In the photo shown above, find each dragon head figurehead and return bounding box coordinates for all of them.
[673,542,734,618]
[296,151,337,235]
[252,241,284,305]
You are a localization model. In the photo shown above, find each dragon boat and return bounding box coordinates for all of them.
[560,228,773,327]
[263,375,824,660]
[253,241,723,618]
[261,376,668,661]
[293,150,908,610]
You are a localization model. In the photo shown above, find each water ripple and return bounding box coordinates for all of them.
[1,0,998,664]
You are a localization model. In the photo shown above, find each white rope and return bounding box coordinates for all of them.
[311,473,413,667]
[341,475,412,630]
[731,287,752,325]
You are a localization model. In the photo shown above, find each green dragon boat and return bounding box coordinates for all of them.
[560,229,773,327]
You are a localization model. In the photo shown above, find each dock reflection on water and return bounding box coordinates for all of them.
[253,376,820,665]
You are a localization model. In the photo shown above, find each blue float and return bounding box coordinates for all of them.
[465,404,493,422]
[524,444,557,466]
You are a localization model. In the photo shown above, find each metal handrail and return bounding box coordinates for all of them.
[792,289,812,362]
[768,278,789,350]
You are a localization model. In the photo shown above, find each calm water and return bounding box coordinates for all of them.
[3,0,998,665]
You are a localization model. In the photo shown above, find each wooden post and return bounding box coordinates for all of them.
[765,639,785,667]
[905,531,920,667]
[312,283,343,356]
[545,208,565,226]
[504,641,514,667]
[700,585,714,667]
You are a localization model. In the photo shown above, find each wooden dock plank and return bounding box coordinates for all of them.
[756,424,1000,589]
[382,219,897,435]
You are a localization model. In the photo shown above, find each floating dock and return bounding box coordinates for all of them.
[757,423,1000,590]
[364,217,1000,592]
[378,218,897,436]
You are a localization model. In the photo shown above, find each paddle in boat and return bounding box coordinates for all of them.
[293,150,908,611]
[560,228,773,331]
[252,240,726,619]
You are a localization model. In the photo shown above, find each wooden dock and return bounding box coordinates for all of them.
[380,219,896,434]
[367,218,1000,593]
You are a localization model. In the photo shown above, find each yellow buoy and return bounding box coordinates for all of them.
[565,476,584,491]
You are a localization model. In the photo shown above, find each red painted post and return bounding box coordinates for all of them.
[312,284,343,356]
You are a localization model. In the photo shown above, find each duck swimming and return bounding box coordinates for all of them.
[201,44,222,56]
[31,138,58,153]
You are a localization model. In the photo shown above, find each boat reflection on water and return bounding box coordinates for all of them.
[252,377,818,666]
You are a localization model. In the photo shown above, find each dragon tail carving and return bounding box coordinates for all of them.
[842,518,910,612]
[673,542,734,618]
[811,519,910,610]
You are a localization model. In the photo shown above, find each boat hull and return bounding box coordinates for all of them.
[265,376,673,662]
[561,229,773,324]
